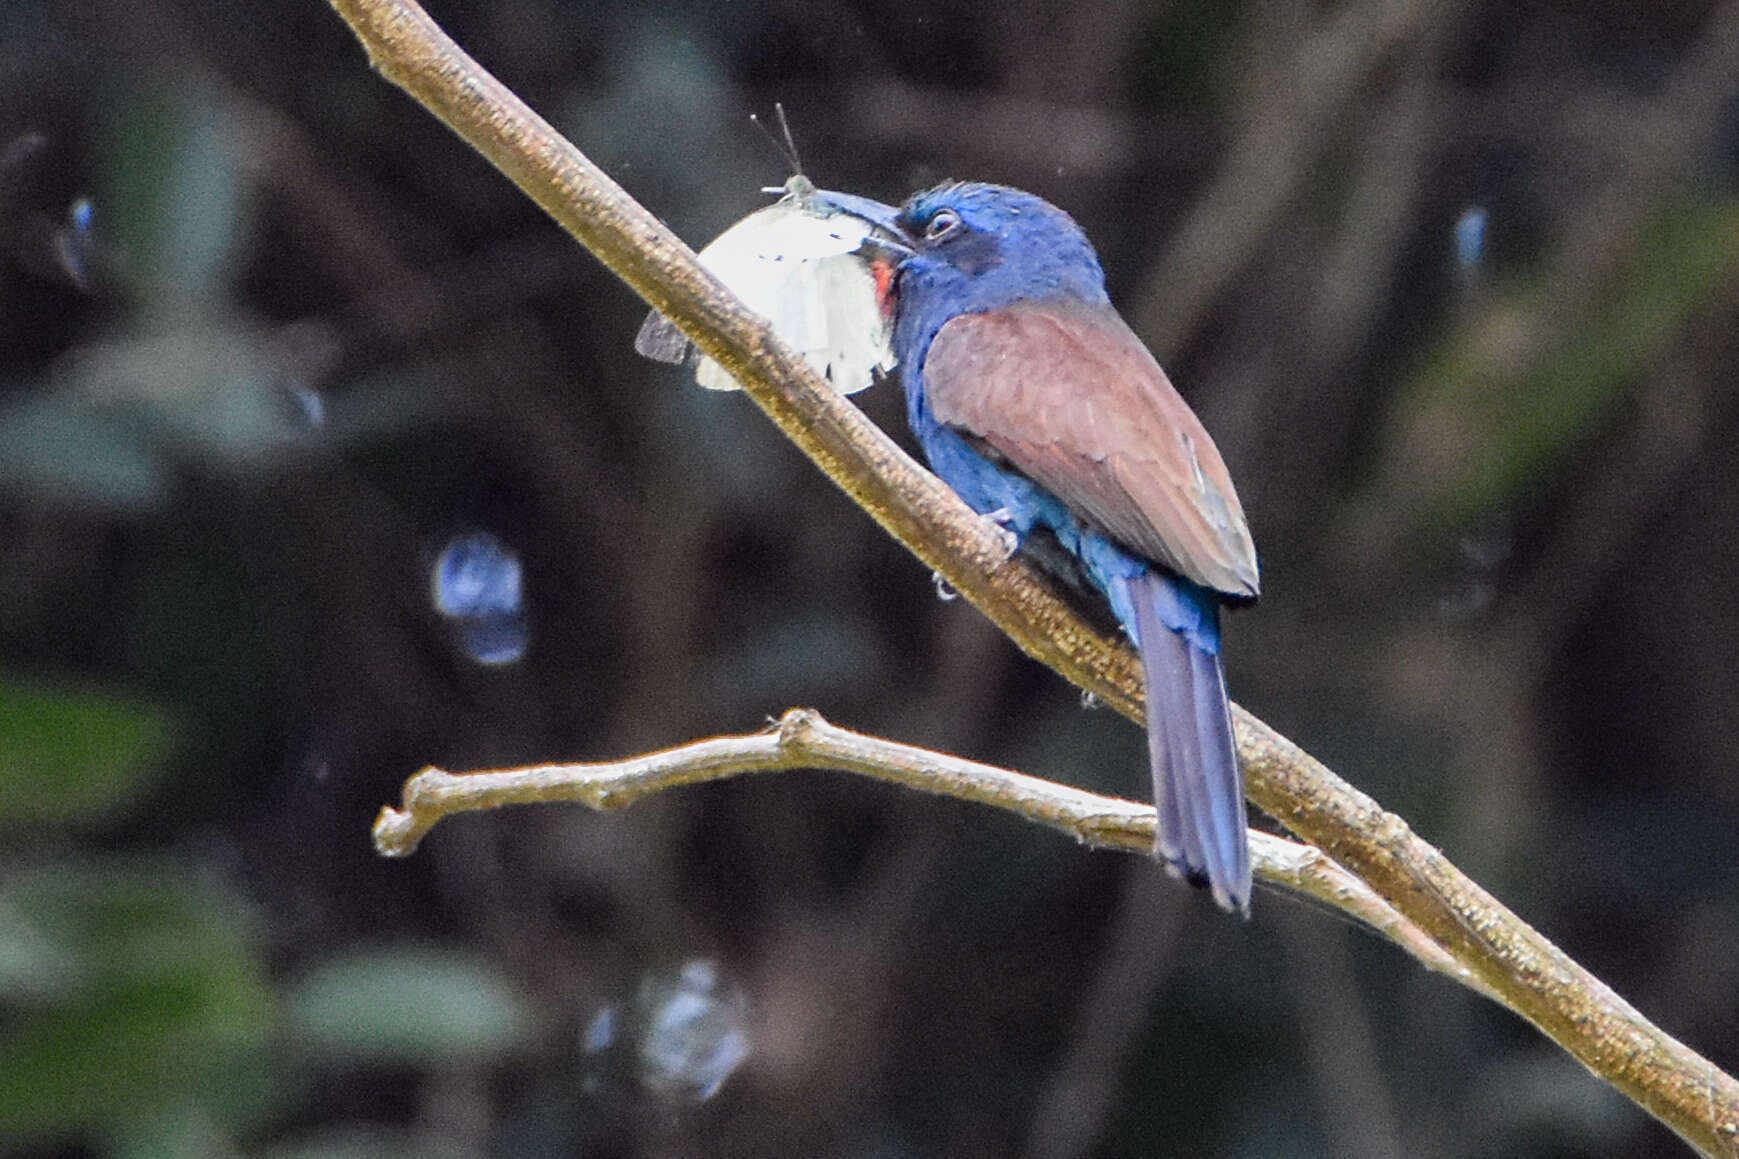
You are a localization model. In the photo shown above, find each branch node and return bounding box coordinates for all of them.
[776,706,826,749]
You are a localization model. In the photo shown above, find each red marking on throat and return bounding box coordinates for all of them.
[870,259,897,319]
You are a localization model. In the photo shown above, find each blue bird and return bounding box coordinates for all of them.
[829,183,1260,912]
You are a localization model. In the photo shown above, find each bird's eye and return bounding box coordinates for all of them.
[924,208,961,241]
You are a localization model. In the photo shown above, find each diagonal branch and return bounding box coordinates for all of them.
[326,1,1739,1152]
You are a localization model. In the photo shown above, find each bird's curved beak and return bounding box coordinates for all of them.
[813,189,904,234]
[813,189,915,262]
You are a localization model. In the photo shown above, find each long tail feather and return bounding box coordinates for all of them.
[1129,571,1251,914]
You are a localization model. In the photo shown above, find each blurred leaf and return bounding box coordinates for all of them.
[0,862,273,1142]
[1448,199,1739,525]
[287,946,534,1066]
[100,83,246,312]
[55,324,320,466]
[0,673,178,826]
[0,890,84,1006]
[0,392,170,511]
[0,320,335,509]
[113,1105,242,1159]
[1376,196,1739,540]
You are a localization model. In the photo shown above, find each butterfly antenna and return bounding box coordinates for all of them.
[773,103,802,174]
[749,102,804,177]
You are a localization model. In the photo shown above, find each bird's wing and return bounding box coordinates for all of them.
[924,298,1258,597]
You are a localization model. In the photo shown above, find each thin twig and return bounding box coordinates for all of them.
[374,708,1495,1004]
[326,1,1739,1151]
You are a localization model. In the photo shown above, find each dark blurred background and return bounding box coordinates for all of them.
[3,0,1738,1155]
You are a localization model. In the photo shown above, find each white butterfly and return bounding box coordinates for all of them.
[635,175,900,395]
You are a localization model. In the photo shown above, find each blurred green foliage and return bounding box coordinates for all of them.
[287,946,534,1067]
[0,863,272,1144]
[101,85,246,314]
[1385,197,1739,539]
[0,676,176,825]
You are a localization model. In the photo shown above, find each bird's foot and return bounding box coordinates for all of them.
[981,508,1021,560]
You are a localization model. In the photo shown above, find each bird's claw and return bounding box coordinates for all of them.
[982,508,1020,560]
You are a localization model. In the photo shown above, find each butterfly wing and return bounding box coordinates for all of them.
[636,181,896,395]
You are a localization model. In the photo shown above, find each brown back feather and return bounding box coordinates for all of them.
[924,299,1259,597]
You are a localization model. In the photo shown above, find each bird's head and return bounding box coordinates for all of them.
[815,183,1109,313]
[890,183,1109,315]
[810,182,1110,363]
